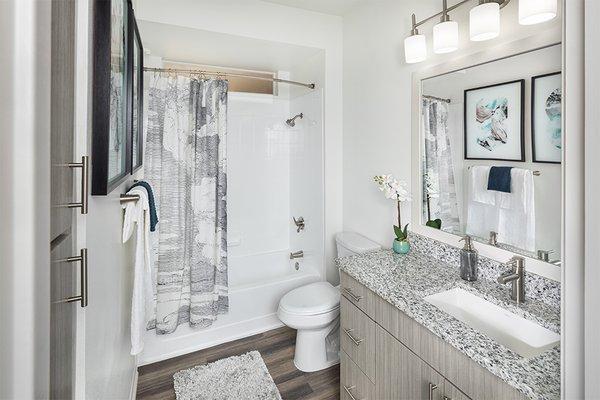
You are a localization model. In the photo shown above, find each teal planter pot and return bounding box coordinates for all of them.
[393,239,410,254]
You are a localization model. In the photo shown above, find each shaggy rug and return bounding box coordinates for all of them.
[173,351,282,400]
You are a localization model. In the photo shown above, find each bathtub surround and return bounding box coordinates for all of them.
[337,233,561,399]
[173,351,282,400]
[145,73,229,334]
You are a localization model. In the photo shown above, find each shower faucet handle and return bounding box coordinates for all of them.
[293,216,305,233]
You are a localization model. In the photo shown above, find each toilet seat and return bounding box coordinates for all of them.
[279,282,340,316]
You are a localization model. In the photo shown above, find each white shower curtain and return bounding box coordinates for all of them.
[144,73,229,334]
[422,97,461,232]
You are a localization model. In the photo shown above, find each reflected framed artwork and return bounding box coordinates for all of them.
[464,79,525,161]
[532,72,562,164]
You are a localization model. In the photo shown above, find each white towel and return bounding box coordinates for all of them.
[470,166,495,205]
[497,169,535,251]
[122,186,155,355]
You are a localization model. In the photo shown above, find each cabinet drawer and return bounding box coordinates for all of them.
[340,271,376,316]
[340,296,376,382]
[341,350,376,400]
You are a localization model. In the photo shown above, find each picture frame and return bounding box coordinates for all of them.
[129,3,144,173]
[92,0,131,195]
[532,72,562,164]
[463,79,525,162]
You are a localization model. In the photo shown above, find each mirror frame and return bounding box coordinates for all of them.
[410,30,562,281]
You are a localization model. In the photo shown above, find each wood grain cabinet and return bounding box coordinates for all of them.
[339,271,524,400]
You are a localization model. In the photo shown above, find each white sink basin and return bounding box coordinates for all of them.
[424,288,559,358]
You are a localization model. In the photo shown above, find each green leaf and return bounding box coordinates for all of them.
[425,219,442,229]
[393,225,403,240]
[402,223,409,239]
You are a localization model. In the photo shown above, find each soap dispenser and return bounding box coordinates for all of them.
[459,235,478,281]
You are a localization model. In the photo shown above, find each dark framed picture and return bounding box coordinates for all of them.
[129,3,143,173]
[464,79,525,161]
[532,72,562,164]
[92,0,131,195]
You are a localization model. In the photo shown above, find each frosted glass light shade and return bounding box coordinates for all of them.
[404,34,427,64]
[433,20,459,54]
[470,2,500,41]
[519,0,557,25]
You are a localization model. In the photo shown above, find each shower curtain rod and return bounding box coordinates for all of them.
[143,66,316,89]
[423,94,451,103]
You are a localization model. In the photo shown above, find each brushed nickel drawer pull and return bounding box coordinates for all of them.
[65,248,88,307]
[62,155,89,214]
[429,383,438,400]
[343,287,362,302]
[343,385,363,400]
[443,396,452,400]
[344,328,364,346]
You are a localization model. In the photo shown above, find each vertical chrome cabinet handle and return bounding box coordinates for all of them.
[443,396,452,400]
[428,383,438,400]
[343,385,363,400]
[343,328,364,346]
[65,248,88,307]
[65,155,89,214]
[343,287,362,302]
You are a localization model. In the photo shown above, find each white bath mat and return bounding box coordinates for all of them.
[173,351,282,400]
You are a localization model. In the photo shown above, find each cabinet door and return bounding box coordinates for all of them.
[376,326,444,400]
[443,380,472,400]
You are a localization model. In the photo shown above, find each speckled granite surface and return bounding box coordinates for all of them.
[336,234,560,400]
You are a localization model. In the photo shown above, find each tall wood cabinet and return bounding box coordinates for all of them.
[339,271,526,400]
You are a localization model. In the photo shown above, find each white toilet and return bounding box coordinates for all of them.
[277,232,381,372]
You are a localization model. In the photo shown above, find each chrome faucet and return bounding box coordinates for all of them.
[497,256,526,303]
[488,231,498,246]
[290,251,304,260]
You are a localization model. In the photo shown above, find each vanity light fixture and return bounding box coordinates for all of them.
[405,14,427,64]
[433,0,459,54]
[519,0,557,25]
[470,0,500,41]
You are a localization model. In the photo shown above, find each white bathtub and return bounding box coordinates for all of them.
[138,250,321,365]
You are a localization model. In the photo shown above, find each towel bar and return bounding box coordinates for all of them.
[467,166,541,176]
[120,194,140,204]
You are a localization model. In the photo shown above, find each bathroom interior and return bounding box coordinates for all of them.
[2,0,598,400]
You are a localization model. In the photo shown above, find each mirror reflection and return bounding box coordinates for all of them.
[421,44,562,264]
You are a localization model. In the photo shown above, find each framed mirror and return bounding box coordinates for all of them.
[412,40,562,276]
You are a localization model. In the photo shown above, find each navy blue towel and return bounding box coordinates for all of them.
[130,181,159,232]
[487,166,513,193]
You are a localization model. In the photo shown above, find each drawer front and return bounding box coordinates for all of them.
[341,350,376,400]
[340,271,376,316]
[340,295,376,382]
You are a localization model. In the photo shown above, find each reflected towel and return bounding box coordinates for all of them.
[487,166,513,193]
[470,166,495,205]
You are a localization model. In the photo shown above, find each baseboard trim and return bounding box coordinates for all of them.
[129,369,138,400]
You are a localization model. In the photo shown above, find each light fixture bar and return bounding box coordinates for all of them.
[412,0,510,29]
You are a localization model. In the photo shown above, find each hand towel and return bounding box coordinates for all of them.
[130,180,159,231]
[122,186,155,355]
[497,169,535,251]
[487,166,513,193]
[470,166,495,205]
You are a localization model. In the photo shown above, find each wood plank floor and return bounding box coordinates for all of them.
[136,326,340,400]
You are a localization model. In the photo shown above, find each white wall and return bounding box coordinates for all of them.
[423,45,562,256]
[135,0,343,284]
[342,0,561,248]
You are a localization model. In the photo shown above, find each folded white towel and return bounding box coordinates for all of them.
[470,166,495,205]
[497,169,535,251]
[122,186,155,355]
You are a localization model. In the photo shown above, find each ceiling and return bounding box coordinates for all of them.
[260,0,363,16]
[138,20,323,72]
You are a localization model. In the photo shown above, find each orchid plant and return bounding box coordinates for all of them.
[374,175,412,242]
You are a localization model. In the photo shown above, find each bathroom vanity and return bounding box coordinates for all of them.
[337,234,560,400]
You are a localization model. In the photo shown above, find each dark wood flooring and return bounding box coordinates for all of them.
[136,326,340,400]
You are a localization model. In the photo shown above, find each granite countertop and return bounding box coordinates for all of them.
[336,249,560,400]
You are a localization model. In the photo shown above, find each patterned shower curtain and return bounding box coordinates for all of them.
[422,97,461,232]
[144,73,228,334]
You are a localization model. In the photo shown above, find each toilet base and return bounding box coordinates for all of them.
[292,320,340,372]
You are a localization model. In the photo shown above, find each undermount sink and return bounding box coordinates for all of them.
[424,288,560,358]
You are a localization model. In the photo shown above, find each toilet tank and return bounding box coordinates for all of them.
[335,232,381,258]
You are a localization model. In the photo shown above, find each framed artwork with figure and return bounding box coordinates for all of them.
[464,79,525,162]
[532,72,562,164]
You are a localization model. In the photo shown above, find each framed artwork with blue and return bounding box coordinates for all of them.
[464,79,525,162]
[532,72,562,164]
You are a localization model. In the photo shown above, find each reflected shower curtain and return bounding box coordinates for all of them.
[422,97,460,232]
[145,74,228,334]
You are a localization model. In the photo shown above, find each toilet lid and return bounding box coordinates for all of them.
[279,282,340,315]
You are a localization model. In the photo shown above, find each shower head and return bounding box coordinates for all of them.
[285,113,303,127]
